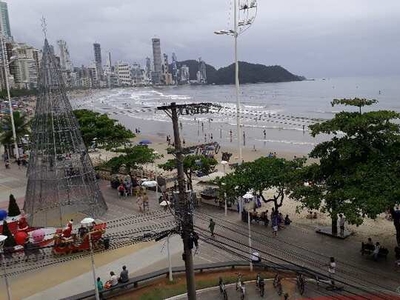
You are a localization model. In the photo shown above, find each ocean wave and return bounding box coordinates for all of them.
[254,139,315,146]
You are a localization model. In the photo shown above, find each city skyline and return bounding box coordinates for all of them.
[7,0,400,78]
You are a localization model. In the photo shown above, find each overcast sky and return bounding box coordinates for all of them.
[8,0,400,78]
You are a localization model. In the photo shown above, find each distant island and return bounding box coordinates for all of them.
[176,60,304,85]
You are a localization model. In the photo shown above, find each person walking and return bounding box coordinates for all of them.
[328,257,336,285]
[272,214,278,237]
[339,214,345,236]
[209,218,216,238]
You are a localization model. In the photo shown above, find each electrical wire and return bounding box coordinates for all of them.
[194,211,397,299]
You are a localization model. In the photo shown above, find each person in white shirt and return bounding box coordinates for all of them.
[339,214,345,236]
[328,257,336,285]
[372,242,380,261]
[109,271,118,286]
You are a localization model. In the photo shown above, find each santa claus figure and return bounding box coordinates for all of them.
[18,211,29,231]
[62,219,73,238]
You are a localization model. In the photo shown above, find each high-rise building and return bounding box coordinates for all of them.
[151,38,162,85]
[171,52,178,84]
[57,40,73,72]
[115,61,131,86]
[93,43,102,83]
[0,1,12,40]
[9,43,39,89]
[57,40,74,87]
[180,65,190,84]
[198,57,207,84]
[162,53,172,85]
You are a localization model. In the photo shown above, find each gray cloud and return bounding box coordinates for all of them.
[8,0,400,77]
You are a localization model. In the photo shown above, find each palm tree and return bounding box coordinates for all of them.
[0,111,30,156]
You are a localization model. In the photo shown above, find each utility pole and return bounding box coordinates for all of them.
[158,102,219,300]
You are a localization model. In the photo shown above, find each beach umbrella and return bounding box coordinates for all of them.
[81,217,95,225]
[159,200,171,207]
[242,193,254,199]
[142,180,157,187]
[139,139,152,145]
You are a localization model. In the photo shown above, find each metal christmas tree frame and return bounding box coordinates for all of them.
[24,39,107,227]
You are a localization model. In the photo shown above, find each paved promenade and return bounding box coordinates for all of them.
[1,160,400,299]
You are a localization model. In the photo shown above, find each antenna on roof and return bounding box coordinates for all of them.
[41,16,47,39]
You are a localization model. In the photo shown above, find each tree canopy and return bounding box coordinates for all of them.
[290,98,400,239]
[73,109,134,150]
[220,157,305,211]
[158,155,218,190]
[104,145,159,173]
[0,111,30,146]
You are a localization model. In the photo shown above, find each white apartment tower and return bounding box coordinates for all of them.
[115,61,132,86]
[0,1,12,40]
[9,43,39,89]
[57,40,73,72]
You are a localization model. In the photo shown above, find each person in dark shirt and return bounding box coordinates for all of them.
[119,265,129,283]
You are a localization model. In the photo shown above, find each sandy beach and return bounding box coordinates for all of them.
[89,129,397,250]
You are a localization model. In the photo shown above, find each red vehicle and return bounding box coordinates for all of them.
[52,223,107,255]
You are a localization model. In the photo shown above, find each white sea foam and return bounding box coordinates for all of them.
[254,139,315,146]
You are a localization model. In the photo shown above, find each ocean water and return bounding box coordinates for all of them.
[72,76,400,154]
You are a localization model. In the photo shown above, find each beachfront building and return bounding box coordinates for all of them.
[151,38,162,85]
[115,61,132,86]
[9,43,39,89]
[57,40,74,87]
[162,53,173,85]
[171,52,178,84]
[93,43,103,86]
[198,58,207,84]
[144,57,152,85]
[131,62,144,85]
[0,1,12,40]
[179,64,190,84]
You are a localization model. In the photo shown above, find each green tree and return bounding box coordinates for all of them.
[73,109,134,150]
[1,220,16,248]
[7,194,21,217]
[220,157,304,211]
[0,111,30,148]
[0,88,38,99]
[104,145,159,173]
[290,98,400,238]
[159,155,218,190]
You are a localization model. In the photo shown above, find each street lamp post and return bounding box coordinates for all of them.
[0,234,12,300]
[248,210,253,272]
[1,36,19,160]
[243,193,254,271]
[221,160,228,216]
[81,218,99,300]
[167,234,173,282]
[215,0,257,164]
[153,151,159,202]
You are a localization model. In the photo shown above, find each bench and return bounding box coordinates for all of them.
[360,243,389,259]
[61,261,261,300]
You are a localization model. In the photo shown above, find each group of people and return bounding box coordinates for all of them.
[270,209,292,237]
[3,153,29,169]
[117,174,139,197]
[116,174,152,212]
[364,238,383,261]
[96,265,130,291]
